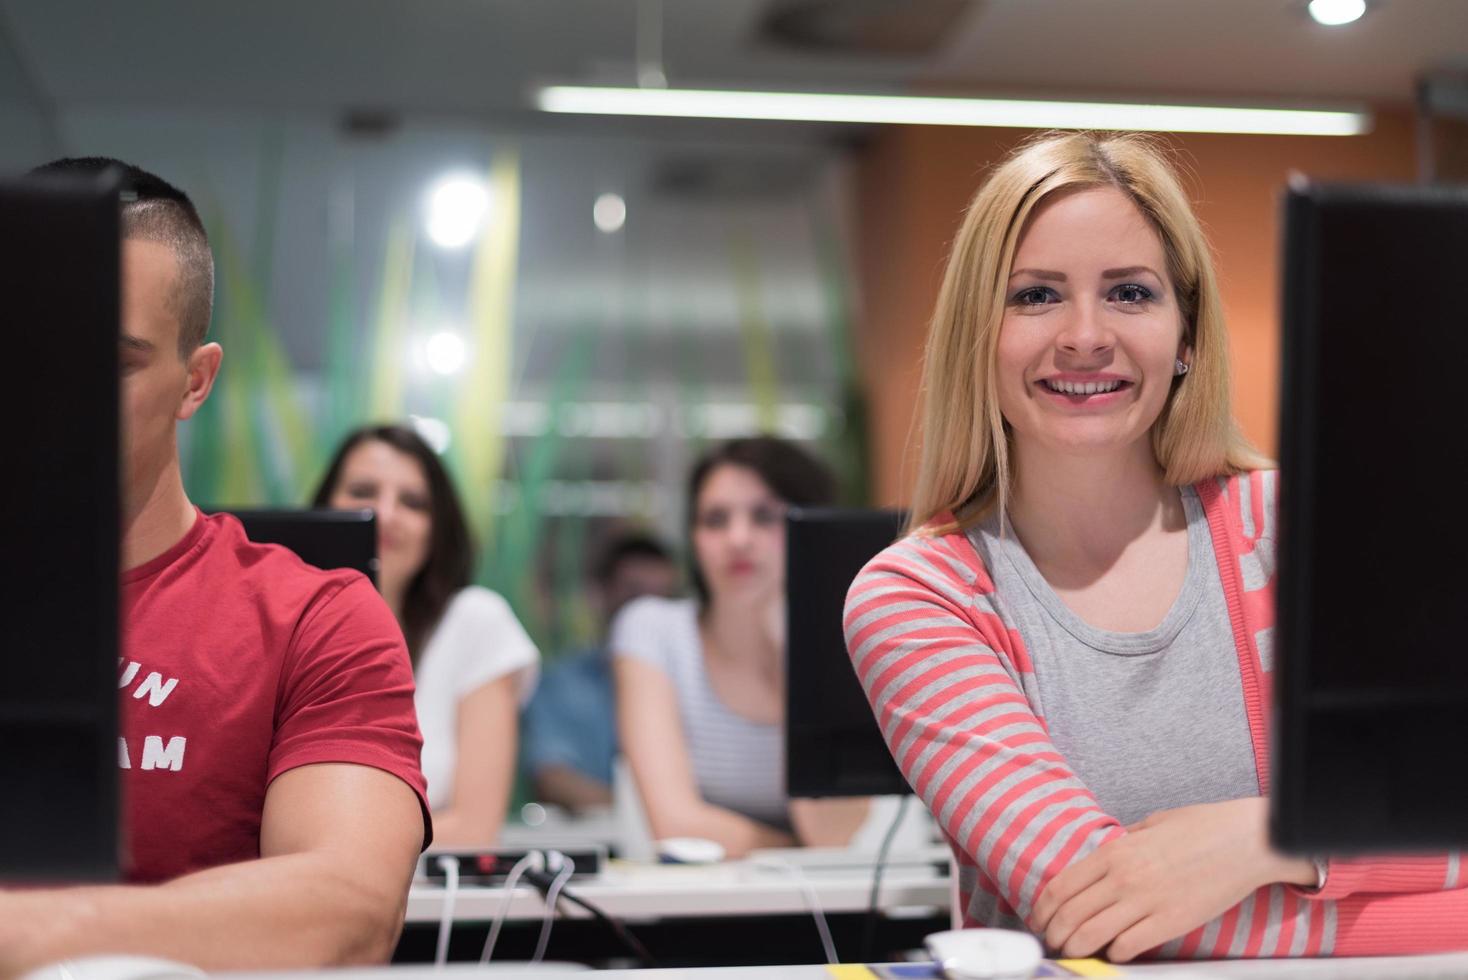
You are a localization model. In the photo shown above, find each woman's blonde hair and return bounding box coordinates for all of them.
[907,131,1271,535]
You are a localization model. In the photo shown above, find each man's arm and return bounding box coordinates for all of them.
[1,763,422,975]
[533,764,614,813]
[522,663,614,813]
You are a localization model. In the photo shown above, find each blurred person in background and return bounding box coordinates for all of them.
[613,436,868,857]
[314,424,538,846]
[522,532,678,813]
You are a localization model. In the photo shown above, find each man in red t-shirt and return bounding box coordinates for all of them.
[0,160,430,972]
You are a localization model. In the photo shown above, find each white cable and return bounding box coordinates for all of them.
[792,865,839,964]
[433,855,460,968]
[530,853,577,963]
[755,857,838,964]
[479,852,540,964]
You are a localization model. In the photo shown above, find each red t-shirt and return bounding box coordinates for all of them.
[119,510,430,883]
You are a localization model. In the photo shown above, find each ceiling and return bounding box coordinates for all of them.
[1,0,1463,403]
[1,0,1465,129]
[3,0,1463,512]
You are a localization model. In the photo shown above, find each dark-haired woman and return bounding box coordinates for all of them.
[612,436,869,858]
[314,424,538,846]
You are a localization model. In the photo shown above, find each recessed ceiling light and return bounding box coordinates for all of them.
[1308,0,1367,26]
[594,193,627,233]
[424,331,468,376]
[536,86,1370,137]
[425,174,491,249]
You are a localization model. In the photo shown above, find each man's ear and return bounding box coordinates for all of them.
[177,342,223,421]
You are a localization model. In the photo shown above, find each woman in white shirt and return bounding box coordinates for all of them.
[613,436,868,857]
[314,424,537,845]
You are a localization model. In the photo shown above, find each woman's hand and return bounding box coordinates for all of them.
[790,797,871,847]
[1030,797,1317,962]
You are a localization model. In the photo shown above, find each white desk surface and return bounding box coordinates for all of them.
[386,845,1468,978]
[222,952,1468,980]
[407,857,951,923]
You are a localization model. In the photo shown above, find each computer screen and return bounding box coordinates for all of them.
[1,171,122,880]
[1273,180,1468,853]
[220,509,377,583]
[785,507,911,798]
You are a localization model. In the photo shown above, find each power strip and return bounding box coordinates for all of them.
[422,844,605,885]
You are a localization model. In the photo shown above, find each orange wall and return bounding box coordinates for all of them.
[853,111,1417,507]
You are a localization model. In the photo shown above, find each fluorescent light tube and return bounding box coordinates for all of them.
[536,86,1370,137]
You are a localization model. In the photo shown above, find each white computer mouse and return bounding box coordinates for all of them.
[925,928,1043,980]
[655,836,726,864]
[18,955,206,980]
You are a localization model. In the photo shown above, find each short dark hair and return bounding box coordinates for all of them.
[311,424,474,664]
[685,436,837,605]
[31,157,214,356]
[592,532,673,586]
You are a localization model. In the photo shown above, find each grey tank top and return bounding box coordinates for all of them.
[610,597,791,831]
[967,486,1260,826]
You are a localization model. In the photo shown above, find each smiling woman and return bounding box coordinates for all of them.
[998,186,1189,467]
[843,131,1468,962]
[906,133,1264,540]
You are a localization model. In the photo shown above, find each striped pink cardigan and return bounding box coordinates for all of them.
[843,471,1467,958]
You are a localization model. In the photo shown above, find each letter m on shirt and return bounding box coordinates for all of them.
[141,736,187,772]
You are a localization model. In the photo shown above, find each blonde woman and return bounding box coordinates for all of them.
[843,132,1467,962]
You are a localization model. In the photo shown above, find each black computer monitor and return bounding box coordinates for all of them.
[785,507,912,798]
[1273,180,1468,853]
[219,509,378,583]
[2,171,122,880]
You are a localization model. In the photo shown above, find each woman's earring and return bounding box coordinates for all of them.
[1174,358,1190,377]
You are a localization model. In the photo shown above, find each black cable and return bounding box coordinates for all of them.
[523,869,658,968]
[861,794,914,963]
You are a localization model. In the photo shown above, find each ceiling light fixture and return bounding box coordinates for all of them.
[423,331,469,376]
[1307,0,1367,26]
[425,174,491,249]
[594,193,628,233]
[535,86,1370,137]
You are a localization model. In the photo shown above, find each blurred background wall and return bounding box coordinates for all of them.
[21,112,862,652]
[854,112,1421,504]
[3,0,1464,651]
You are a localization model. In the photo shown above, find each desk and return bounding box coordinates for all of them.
[398,857,951,966]
[1127,955,1468,977]
[225,951,1468,980]
[396,861,1468,976]
[407,859,951,923]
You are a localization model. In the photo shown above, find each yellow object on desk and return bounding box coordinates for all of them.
[824,957,1121,978]
[1055,960,1123,977]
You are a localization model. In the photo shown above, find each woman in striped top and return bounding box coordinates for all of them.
[615,437,869,857]
[843,132,1468,961]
